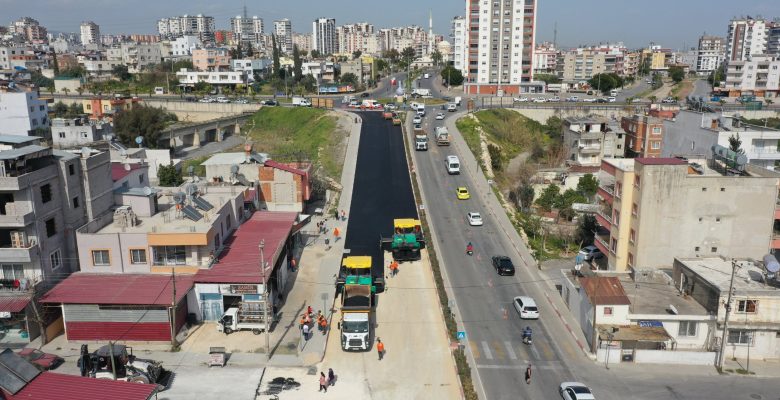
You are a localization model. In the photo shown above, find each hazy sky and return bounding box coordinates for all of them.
[3,0,777,49]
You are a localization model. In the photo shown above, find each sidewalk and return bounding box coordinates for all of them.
[268,110,362,366]
[722,357,780,378]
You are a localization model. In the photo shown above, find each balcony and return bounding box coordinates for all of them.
[747,148,780,160]
[579,144,602,154]
[596,206,612,229]
[773,232,780,250]
[593,234,609,257]
[0,243,39,263]
[0,165,57,191]
[597,184,614,204]
[0,203,34,228]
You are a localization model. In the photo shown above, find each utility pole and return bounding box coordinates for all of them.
[170,268,177,347]
[716,259,739,370]
[260,239,271,362]
[108,341,117,380]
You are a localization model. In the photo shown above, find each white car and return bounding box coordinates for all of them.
[513,296,539,319]
[412,115,423,124]
[533,97,546,103]
[548,96,561,102]
[582,98,596,103]
[513,97,529,102]
[435,113,445,120]
[467,212,483,226]
[560,382,595,400]
[607,97,616,103]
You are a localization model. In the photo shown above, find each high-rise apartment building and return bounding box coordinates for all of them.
[80,21,100,46]
[463,0,537,95]
[532,42,557,75]
[157,14,215,42]
[451,16,467,73]
[293,33,313,54]
[312,18,336,55]
[231,15,263,45]
[336,23,374,55]
[273,19,293,54]
[558,44,628,82]
[726,18,768,62]
[696,35,725,74]
[11,17,47,44]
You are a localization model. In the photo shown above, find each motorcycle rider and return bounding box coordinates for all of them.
[522,326,532,344]
[466,242,474,255]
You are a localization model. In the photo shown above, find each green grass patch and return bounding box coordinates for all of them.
[455,117,482,160]
[181,156,208,178]
[245,107,345,179]
[473,109,547,160]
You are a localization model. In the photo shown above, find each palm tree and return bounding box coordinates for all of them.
[62,88,70,97]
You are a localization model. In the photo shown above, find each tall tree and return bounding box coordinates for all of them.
[669,66,685,83]
[310,49,320,59]
[400,47,416,66]
[114,105,178,148]
[292,45,303,82]
[576,173,599,199]
[535,184,560,212]
[52,52,59,75]
[272,34,281,76]
[440,66,464,86]
[431,50,443,66]
[352,50,362,60]
[728,133,744,154]
[112,64,131,81]
[340,72,358,86]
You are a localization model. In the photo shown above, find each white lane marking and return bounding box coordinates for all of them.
[481,341,494,360]
[504,341,517,360]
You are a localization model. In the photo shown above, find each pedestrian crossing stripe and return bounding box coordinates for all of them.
[467,340,559,362]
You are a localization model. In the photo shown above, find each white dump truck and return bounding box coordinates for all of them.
[415,134,428,151]
[435,126,450,146]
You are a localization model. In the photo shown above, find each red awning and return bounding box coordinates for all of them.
[0,296,31,313]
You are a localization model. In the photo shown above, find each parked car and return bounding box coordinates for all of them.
[17,348,63,371]
[467,212,483,226]
[594,98,608,103]
[263,99,278,106]
[560,382,595,400]
[412,115,423,124]
[607,97,616,103]
[548,96,561,102]
[234,98,249,104]
[513,296,539,319]
[533,97,547,103]
[360,92,370,98]
[582,98,596,103]
[566,96,579,102]
[385,103,397,110]
[436,113,445,120]
[513,97,529,102]
[578,245,603,261]
[491,256,515,276]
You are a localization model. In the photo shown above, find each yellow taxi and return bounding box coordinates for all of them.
[456,187,470,200]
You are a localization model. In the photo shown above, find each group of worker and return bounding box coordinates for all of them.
[300,305,328,340]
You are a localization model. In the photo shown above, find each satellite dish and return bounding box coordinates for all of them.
[764,254,780,273]
[173,192,186,204]
[230,164,240,175]
[188,165,195,176]
[143,186,153,196]
[123,163,131,171]
[135,136,144,145]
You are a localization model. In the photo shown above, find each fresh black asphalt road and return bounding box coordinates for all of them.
[343,112,418,283]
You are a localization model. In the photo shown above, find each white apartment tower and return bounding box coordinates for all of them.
[726,18,768,62]
[451,16,467,73]
[696,35,725,74]
[312,18,336,55]
[80,21,100,46]
[464,0,537,95]
[158,14,214,42]
[274,19,293,54]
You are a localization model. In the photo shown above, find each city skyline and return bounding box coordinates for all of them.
[3,0,777,49]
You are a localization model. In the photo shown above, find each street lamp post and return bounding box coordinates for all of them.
[259,240,271,362]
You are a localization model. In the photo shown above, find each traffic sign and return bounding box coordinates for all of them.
[456,331,466,340]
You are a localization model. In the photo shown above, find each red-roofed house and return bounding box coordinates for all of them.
[2,371,157,400]
[41,273,194,341]
[192,211,298,321]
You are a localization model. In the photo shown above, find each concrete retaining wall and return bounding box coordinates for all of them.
[511,107,637,123]
[634,349,716,365]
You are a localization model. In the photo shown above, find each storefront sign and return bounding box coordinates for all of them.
[220,284,258,294]
[0,312,11,319]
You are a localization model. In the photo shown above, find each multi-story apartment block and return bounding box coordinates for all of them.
[696,35,725,74]
[273,19,293,54]
[170,35,202,57]
[115,42,163,73]
[231,15,263,45]
[562,116,625,167]
[192,48,231,72]
[727,18,768,62]
[450,16,467,73]
[721,55,780,98]
[622,51,642,77]
[621,114,664,158]
[768,23,780,57]
[75,184,245,275]
[82,96,143,121]
[11,17,47,44]
[158,14,215,42]
[377,26,429,56]
[312,18,336,55]
[336,23,375,55]
[292,33,312,54]
[558,45,628,82]
[0,46,29,71]
[79,21,100,46]
[51,117,111,149]
[176,69,244,89]
[595,157,778,274]
[0,88,49,136]
[0,141,113,343]
[463,0,536,95]
[533,42,558,75]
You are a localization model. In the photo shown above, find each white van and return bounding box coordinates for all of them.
[154,87,165,95]
[445,155,460,175]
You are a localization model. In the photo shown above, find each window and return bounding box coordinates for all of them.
[40,184,52,203]
[92,250,110,266]
[651,141,660,149]
[68,164,75,175]
[603,307,613,316]
[50,249,62,270]
[720,187,725,192]
[695,246,700,252]
[629,229,636,243]
[153,245,187,265]
[72,196,79,208]
[634,176,640,189]
[130,249,147,264]
[632,203,638,216]
[715,217,721,223]
[702,187,707,192]
[1,264,24,280]
[627,253,634,267]
[737,299,757,313]
[45,218,56,237]
[139,174,145,184]
[58,132,66,138]
[652,127,661,134]
[711,247,718,253]
[678,321,697,337]
[727,329,753,345]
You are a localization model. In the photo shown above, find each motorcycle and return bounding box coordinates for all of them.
[523,335,532,345]
[466,243,474,256]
